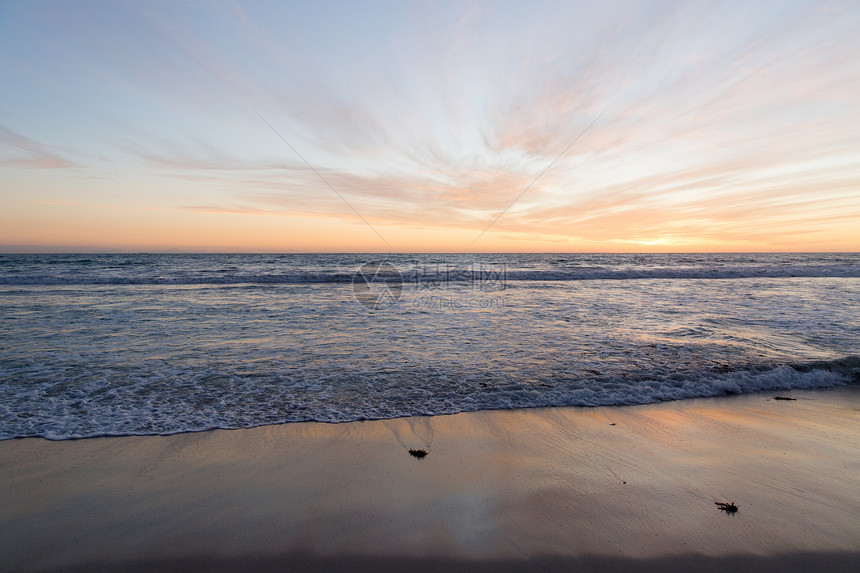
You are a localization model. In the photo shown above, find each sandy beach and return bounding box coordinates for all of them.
[2,386,859,572]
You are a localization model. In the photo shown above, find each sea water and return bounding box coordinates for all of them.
[0,253,858,440]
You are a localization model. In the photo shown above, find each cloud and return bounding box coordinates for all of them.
[30,200,75,206]
[128,141,303,172]
[5,1,858,250]
[0,126,77,169]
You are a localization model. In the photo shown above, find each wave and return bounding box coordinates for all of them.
[3,356,857,441]
[2,265,859,286]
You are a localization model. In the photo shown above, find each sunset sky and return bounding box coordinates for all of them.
[1,0,858,252]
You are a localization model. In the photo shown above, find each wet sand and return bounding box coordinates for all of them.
[2,387,859,572]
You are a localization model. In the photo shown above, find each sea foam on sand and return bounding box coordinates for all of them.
[1,387,859,572]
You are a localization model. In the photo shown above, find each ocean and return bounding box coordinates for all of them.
[0,252,858,440]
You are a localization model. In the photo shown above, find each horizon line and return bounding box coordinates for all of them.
[0,249,857,255]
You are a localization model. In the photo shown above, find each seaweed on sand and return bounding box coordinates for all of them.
[716,502,738,513]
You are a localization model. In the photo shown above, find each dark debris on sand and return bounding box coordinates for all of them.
[408,449,428,458]
[716,502,738,513]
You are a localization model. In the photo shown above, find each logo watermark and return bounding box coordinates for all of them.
[410,295,506,310]
[352,262,403,310]
[352,262,506,310]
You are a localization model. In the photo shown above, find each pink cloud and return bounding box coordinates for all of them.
[0,126,77,169]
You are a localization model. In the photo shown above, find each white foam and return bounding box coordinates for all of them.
[0,359,855,440]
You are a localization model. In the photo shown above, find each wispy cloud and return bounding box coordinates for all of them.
[30,199,75,206]
[2,1,859,250]
[0,126,77,169]
[128,140,303,172]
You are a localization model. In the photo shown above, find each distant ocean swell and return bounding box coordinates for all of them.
[1,264,859,285]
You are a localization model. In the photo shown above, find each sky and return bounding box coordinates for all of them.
[1,0,859,253]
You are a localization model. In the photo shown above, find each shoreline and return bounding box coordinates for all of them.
[2,387,859,572]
